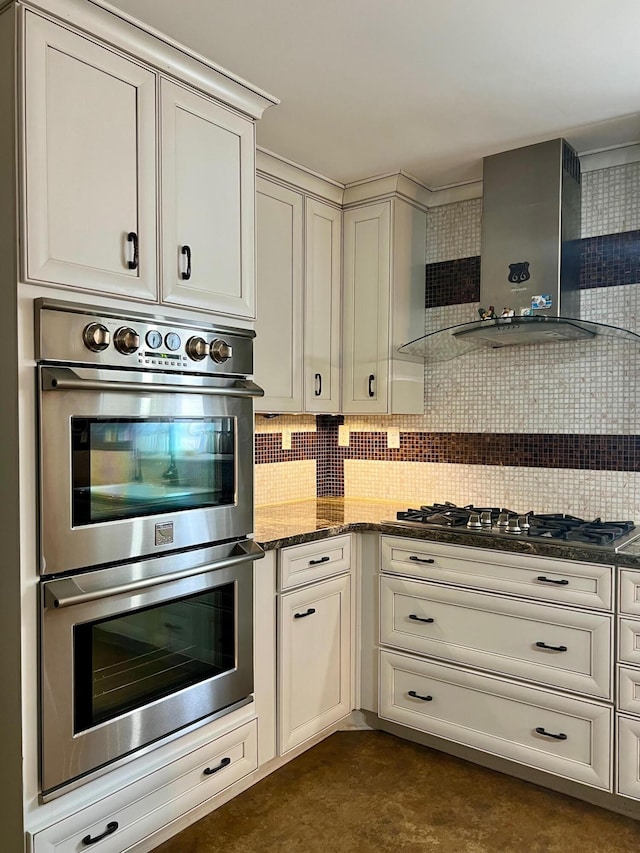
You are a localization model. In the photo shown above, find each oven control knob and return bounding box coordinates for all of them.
[113,326,140,355]
[82,323,110,352]
[186,336,208,361]
[210,339,233,363]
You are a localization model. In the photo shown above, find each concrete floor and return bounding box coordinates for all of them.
[153,731,640,852]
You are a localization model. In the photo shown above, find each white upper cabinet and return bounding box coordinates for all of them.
[23,12,157,299]
[254,178,304,411]
[304,199,342,413]
[342,198,426,414]
[22,9,266,320]
[160,79,256,319]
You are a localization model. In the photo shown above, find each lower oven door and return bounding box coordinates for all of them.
[40,539,260,798]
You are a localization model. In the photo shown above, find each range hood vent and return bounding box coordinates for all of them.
[401,138,640,361]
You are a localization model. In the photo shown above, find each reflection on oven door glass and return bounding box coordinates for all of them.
[71,417,236,525]
[73,584,236,731]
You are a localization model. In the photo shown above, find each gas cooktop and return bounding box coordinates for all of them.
[387,502,640,551]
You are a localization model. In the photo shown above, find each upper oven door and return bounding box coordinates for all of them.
[38,366,260,575]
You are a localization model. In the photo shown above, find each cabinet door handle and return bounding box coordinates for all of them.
[203,756,231,775]
[535,641,567,652]
[294,607,316,619]
[409,614,434,624]
[536,575,569,586]
[408,690,433,702]
[127,231,138,270]
[535,726,567,741]
[315,373,322,396]
[181,245,192,280]
[368,373,375,397]
[409,555,435,564]
[309,556,330,566]
[82,821,119,846]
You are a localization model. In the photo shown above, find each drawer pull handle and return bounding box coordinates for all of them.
[409,556,435,564]
[536,575,569,586]
[409,614,434,624]
[535,641,568,652]
[535,726,567,740]
[408,690,433,702]
[315,373,322,396]
[368,373,375,397]
[309,556,330,565]
[203,756,231,775]
[294,608,316,619]
[82,821,119,846]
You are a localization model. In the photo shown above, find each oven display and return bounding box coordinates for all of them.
[73,584,236,731]
[71,417,236,526]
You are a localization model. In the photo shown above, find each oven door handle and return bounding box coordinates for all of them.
[40,366,264,398]
[43,539,265,609]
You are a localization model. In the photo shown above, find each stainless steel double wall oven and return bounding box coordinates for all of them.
[36,299,264,798]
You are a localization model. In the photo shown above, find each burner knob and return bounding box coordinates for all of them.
[82,322,110,352]
[519,515,531,530]
[506,517,521,534]
[496,513,509,529]
[210,339,233,363]
[467,513,482,529]
[113,326,140,355]
[480,512,493,526]
[186,336,208,361]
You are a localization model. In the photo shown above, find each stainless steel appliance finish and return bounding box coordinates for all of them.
[40,538,261,798]
[36,299,263,574]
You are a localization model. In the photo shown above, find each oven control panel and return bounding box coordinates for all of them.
[36,299,255,377]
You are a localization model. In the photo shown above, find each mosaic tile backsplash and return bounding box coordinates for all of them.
[255,161,640,519]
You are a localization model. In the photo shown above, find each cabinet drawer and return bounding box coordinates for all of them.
[31,720,257,853]
[380,576,612,698]
[620,570,640,616]
[380,651,612,790]
[617,715,640,799]
[618,617,640,666]
[618,666,640,715]
[381,536,613,611]
[279,534,351,590]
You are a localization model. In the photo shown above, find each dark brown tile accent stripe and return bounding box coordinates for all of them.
[340,432,640,471]
[425,230,640,309]
[425,256,480,307]
[256,426,640,501]
[579,230,640,289]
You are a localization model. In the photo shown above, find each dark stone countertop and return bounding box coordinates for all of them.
[255,498,640,569]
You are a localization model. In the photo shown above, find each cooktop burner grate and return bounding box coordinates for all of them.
[393,502,636,548]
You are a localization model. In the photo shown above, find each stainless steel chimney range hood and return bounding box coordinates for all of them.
[401,138,640,362]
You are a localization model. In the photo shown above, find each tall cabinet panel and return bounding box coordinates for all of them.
[304,199,342,413]
[160,79,256,318]
[342,198,425,415]
[23,11,157,298]
[342,202,391,414]
[254,178,304,412]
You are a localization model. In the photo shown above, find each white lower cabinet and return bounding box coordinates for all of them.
[616,567,640,800]
[30,720,257,852]
[378,536,616,795]
[278,573,351,754]
[617,715,640,799]
[380,650,612,790]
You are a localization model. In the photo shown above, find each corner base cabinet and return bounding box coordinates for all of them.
[278,573,352,754]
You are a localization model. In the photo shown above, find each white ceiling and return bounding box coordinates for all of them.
[106,0,640,187]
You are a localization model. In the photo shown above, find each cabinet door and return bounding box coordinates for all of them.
[304,199,342,413]
[160,79,256,318]
[23,12,157,299]
[342,202,390,413]
[254,178,304,412]
[278,574,351,753]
